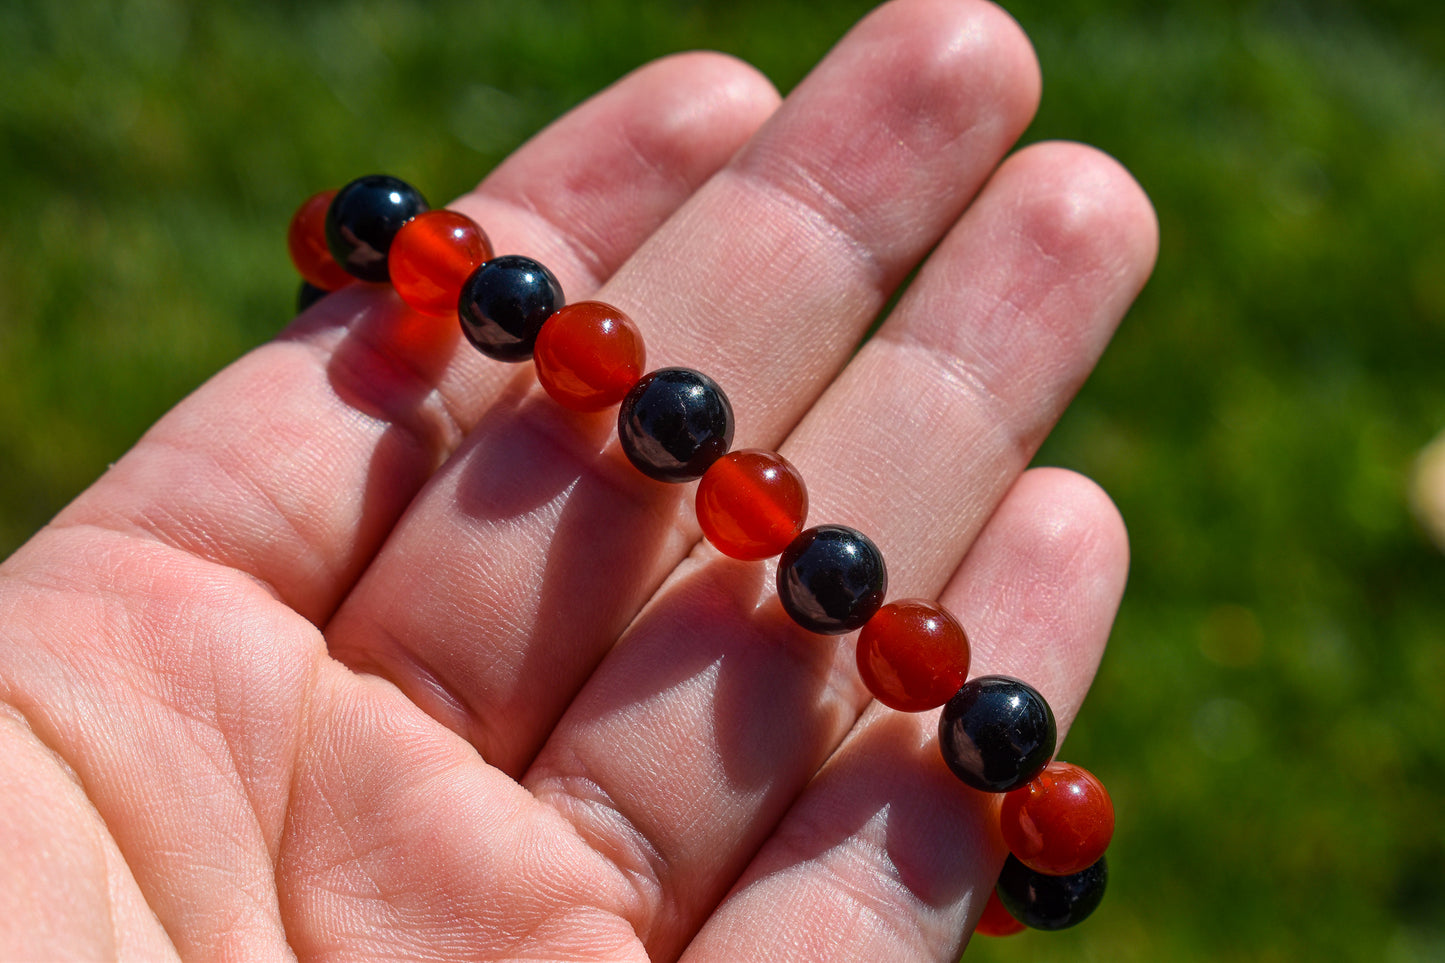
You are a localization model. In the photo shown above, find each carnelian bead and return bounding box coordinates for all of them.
[389,210,493,316]
[695,450,808,560]
[533,301,645,410]
[975,887,1026,937]
[1000,761,1114,877]
[856,599,970,712]
[287,190,353,291]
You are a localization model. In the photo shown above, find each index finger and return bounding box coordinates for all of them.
[33,53,780,625]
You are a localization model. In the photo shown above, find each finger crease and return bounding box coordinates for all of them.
[486,189,611,292]
[531,758,670,947]
[303,326,468,463]
[874,327,1029,464]
[727,159,889,295]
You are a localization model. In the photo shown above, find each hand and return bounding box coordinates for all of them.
[0,0,1156,958]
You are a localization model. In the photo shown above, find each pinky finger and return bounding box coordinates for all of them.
[679,467,1129,962]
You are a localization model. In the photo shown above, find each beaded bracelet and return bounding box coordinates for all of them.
[290,174,1115,935]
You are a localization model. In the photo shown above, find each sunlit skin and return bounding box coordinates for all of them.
[0,1,1155,958]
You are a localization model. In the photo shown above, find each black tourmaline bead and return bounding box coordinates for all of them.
[996,854,1108,930]
[458,255,564,362]
[617,367,734,482]
[324,175,429,282]
[938,675,1055,793]
[296,280,327,313]
[776,525,887,635]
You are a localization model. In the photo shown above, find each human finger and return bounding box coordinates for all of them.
[322,0,1042,775]
[38,52,779,627]
[680,469,1127,962]
[0,54,778,957]
[525,141,1158,958]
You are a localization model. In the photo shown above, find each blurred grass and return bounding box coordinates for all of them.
[2,0,1443,960]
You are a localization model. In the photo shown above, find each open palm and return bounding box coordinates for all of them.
[0,1,1155,959]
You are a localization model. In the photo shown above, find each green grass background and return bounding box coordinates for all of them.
[3,0,1443,959]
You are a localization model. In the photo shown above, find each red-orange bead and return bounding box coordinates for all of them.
[695,450,808,560]
[533,301,645,411]
[287,190,354,291]
[1000,761,1115,877]
[389,210,493,316]
[975,887,1026,937]
[856,599,970,712]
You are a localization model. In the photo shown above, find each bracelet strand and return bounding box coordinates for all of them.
[290,174,1115,934]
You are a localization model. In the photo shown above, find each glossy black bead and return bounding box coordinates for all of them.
[324,174,429,283]
[617,368,734,482]
[296,280,327,313]
[996,854,1108,930]
[458,255,564,362]
[776,525,887,635]
[938,675,1056,793]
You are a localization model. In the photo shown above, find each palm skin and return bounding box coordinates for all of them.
[0,1,1156,959]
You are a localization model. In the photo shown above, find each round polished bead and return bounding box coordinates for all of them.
[975,887,1026,937]
[325,174,430,282]
[776,525,887,635]
[996,854,1108,931]
[938,675,1055,793]
[458,255,565,362]
[296,280,328,313]
[1000,761,1114,877]
[533,300,645,411]
[389,210,492,316]
[856,599,971,712]
[287,190,353,291]
[695,450,808,560]
[617,368,734,482]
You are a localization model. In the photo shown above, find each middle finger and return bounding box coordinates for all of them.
[323,0,1043,775]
